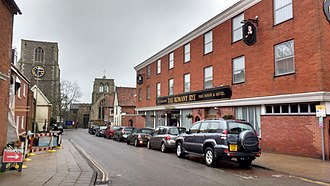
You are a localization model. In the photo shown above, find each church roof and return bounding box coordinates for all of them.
[116,87,136,107]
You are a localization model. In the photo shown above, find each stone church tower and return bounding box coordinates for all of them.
[17,39,61,119]
[92,75,115,104]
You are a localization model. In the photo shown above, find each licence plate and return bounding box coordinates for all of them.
[229,144,237,151]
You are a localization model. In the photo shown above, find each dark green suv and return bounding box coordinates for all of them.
[175,119,261,167]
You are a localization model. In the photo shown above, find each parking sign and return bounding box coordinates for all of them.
[316,105,326,117]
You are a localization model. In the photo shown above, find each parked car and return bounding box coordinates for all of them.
[147,126,185,152]
[175,119,261,167]
[95,126,107,137]
[104,125,122,139]
[113,126,134,142]
[127,128,154,147]
[88,125,99,135]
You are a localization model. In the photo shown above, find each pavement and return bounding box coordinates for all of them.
[0,135,330,186]
[0,136,96,186]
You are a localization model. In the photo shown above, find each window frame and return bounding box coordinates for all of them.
[156,83,161,98]
[21,116,25,129]
[156,59,161,74]
[273,0,293,25]
[265,103,318,115]
[204,66,213,89]
[169,52,174,69]
[204,31,213,55]
[183,73,190,93]
[138,88,142,101]
[168,78,174,96]
[147,65,151,78]
[23,84,26,97]
[232,13,244,43]
[232,56,245,84]
[274,40,295,76]
[184,43,190,63]
[146,85,150,100]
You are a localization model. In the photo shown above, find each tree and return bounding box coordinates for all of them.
[60,80,83,123]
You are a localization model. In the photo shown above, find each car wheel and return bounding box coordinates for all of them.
[176,142,185,158]
[147,141,151,149]
[204,147,216,167]
[134,139,138,147]
[161,142,166,153]
[238,159,252,168]
[113,136,116,141]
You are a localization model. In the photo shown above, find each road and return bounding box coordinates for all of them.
[65,129,318,186]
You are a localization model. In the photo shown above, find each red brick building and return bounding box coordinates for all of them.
[0,0,21,154]
[135,0,330,159]
[11,64,30,136]
[113,87,137,127]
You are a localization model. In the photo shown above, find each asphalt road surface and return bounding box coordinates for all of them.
[65,129,319,186]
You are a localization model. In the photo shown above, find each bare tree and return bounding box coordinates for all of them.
[60,80,83,121]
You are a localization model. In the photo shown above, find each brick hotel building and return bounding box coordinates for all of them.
[134,0,330,159]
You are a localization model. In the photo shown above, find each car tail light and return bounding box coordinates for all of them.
[165,135,171,141]
[220,130,228,140]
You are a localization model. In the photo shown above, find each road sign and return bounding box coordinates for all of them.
[316,105,326,117]
[2,149,23,163]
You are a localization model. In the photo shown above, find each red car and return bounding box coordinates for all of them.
[104,125,121,139]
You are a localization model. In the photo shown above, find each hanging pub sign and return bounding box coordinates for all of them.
[242,21,257,46]
[156,85,232,105]
[324,0,330,22]
[136,74,143,85]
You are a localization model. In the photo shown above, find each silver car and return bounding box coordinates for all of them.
[147,126,185,153]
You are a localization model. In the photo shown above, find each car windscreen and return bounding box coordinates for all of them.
[227,122,254,134]
[141,129,153,134]
[168,128,179,135]
[112,126,121,130]
[124,128,133,132]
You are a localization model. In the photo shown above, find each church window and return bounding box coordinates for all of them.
[35,47,44,62]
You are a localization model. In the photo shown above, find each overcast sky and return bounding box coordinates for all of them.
[13,0,240,103]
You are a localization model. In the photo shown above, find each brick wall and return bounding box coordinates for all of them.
[261,115,330,159]
[0,1,14,154]
[136,0,326,107]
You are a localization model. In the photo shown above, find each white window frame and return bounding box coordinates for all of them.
[16,116,20,128]
[232,56,245,84]
[184,73,190,93]
[23,84,26,97]
[204,66,213,89]
[156,83,161,98]
[146,86,150,100]
[169,52,174,69]
[274,0,293,25]
[147,65,151,78]
[232,13,244,42]
[157,59,161,74]
[21,116,25,129]
[184,43,190,63]
[275,40,295,76]
[204,31,213,55]
[17,86,21,98]
[168,79,174,96]
[138,88,142,101]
